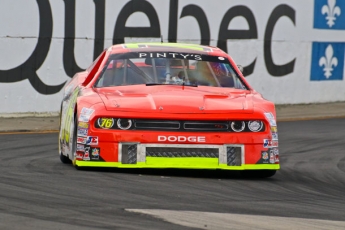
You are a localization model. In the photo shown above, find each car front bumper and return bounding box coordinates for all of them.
[75,142,280,170]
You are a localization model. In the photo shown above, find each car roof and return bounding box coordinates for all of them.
[109,42,227,56]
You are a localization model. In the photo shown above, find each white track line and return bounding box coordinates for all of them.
[126,209,345,230]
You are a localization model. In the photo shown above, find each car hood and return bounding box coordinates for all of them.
[96,85,253,114]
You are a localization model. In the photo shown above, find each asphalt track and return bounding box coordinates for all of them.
[0,118,344,230]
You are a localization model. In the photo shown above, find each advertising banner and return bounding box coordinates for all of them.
[0,0,344,114]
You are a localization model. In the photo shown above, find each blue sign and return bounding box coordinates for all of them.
[314,0,345,30]
[310,42,345,81]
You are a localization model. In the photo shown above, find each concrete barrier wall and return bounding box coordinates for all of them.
[0,0,344,115]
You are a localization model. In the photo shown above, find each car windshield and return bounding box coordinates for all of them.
[94,52,247,89]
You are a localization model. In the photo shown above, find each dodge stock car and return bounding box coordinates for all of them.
[58,42,279,177]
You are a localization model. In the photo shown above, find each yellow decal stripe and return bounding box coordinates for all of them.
[76,159,280,170]
[124,43,205,51]
[62,88,80,144]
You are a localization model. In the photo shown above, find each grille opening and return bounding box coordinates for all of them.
[184,122,228,131]
[227,146,242,166]
[121,144,137,164]
[135,120,180,129]
[146,147,219,158]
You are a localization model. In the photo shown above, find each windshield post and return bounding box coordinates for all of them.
[123,59,128,85]
[165,59,171,83]
[181,60,189,83]
[206,62,221,87]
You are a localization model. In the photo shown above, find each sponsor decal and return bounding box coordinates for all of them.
[259,149,278,164]
[91,148,100,161]
[83,147,90,161]
[273,148,280,163]
[78,121,89,129]
[97,118,114,129]
[310,42,344,81]
[77,127,88,137]
[272,132,279,140]
[273,148,279,155]
[79,108,95,122]
[158,135,206,143]
[269,150,275,164]
[75,152,84,161]
[271,126,278,132]
[262,151,269,160]
[77,144,85,152]
[86,136,99,145]
[81,107,95,115]
[264,112,277,126]
[264,139,279,148]
[77,136,87,144]
[275,155,279,163]
[259,151,270,164]
[314,0,345,30]
[139,52,202,61]
[272,140,278,147]
[111,52,231,63]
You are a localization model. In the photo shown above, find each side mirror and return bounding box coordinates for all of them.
[237,65,244,74]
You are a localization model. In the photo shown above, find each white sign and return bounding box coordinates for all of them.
[0,0,344,114]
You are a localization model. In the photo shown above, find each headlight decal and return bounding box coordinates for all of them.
[97,118,115,129]
[248,120,263,132]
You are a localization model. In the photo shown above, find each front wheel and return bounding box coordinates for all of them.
[241,170,277,178]
[60,152,71,164]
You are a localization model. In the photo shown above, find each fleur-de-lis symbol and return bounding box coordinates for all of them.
[322,0,341,27]
[319,45,338,78]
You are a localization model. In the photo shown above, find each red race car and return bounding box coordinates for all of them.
[59,43,279,177]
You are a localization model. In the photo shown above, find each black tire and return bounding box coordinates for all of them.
[241,170,277,178]
[258,170,276,178]
[60,152,72,164]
